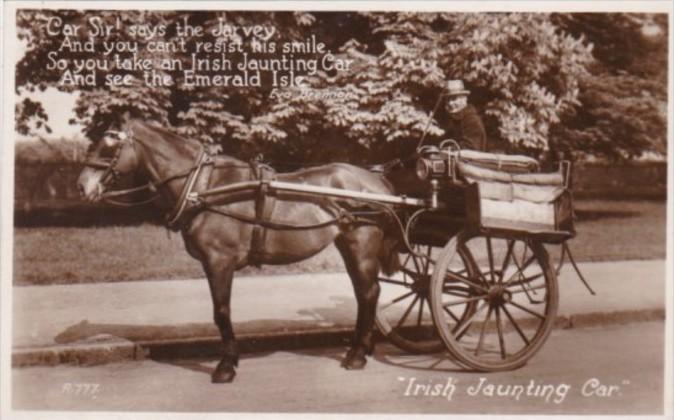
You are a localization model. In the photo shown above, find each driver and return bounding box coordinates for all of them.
[437,79,487,151]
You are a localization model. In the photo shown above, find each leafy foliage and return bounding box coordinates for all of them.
[14,10,666,162]
[16,98,50,135]
[551,13,668,159]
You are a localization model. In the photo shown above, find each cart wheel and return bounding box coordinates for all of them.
[376,244,477,354]
[429,231,558,371]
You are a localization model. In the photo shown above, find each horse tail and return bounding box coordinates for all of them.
[377,218,401,276]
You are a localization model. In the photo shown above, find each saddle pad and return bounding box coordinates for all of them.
[456,150,540,173]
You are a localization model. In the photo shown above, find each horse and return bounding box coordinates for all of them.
[77,118,401,383]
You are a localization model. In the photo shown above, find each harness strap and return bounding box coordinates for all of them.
[204,206,383,231]
[101,183,159,207]
[248,162,277,267]
[166,148,215,230]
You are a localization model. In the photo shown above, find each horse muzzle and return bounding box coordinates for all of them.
[77,169,106,202]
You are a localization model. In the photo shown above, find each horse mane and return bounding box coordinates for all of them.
[125,119,202,156]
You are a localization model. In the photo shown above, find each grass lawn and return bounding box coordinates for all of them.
[12,199,667,286]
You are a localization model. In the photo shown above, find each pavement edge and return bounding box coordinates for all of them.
[12,308,665,368]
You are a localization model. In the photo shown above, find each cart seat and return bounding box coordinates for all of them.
[457,161,565,203]
[456,150,539,174]
[458,162,564,186]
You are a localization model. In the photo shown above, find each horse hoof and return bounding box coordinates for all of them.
[211,367,236,383]
[341,356,367,370]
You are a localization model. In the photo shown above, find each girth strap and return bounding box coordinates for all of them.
[248,162,277,267]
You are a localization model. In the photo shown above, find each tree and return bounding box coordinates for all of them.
[551,13,668,160]
[24,10,662,163]
[261,12,594,162]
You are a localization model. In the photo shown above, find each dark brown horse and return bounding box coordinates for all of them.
[77,118,400,383]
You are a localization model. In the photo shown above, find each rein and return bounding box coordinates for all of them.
[83,130,161,207]
[100,184,159,207]
[203,206,384,231]
[84,130,243,210]
[83,129,397,234]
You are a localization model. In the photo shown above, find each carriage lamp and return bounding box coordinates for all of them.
[415,157,447,180]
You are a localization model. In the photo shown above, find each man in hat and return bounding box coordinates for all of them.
[437,79,487,151]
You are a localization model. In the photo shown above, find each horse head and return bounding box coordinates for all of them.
[77,129,141,202]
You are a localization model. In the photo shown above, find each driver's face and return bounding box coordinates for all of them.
[446,95,468,113]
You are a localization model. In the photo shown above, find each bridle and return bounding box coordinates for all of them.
[80,127,399,234]
[83,130,159,207]
[81,128,220,228]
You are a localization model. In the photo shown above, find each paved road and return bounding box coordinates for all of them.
[12,321,665,415]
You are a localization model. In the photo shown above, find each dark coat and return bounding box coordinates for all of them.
[436,104,487,151]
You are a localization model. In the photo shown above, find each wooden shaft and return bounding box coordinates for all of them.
[196,180,427,208]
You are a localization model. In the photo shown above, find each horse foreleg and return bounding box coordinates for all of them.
[336,227,382,370]
[202,256,238,383]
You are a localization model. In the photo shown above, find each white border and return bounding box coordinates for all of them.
[664,8,674,420]
[1,1,673,420]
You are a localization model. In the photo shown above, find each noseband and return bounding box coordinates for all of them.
[83,130,158,206]
[84,130,133,187]
[81,129,216,217]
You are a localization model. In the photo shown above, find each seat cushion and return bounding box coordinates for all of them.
[458,161,565,203]
[458,162,564,186]
[456,150,539,173]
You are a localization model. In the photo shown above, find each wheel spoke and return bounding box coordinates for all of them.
[495,306,506,359]
[506,273,545,288]
[486,236,496,283]
[378,277,412,287]
[416,297,425,327]
[396,295,420,328]
[508,283,547,295]
[400,267,422,280]
[443,294,486,308]
[428,236,557,369]
[498,240,515,284]
[442,287,473,297]
[402,251,413,268]
[379,290,416,311]
[423,245,433,273]
[460,243,491,288]
[501,304,529,345]
[455,301,489,340]
[443,306,461,323]
[507,300,546,320]
[475,305,493,356]
[445,270,488,293]
[512,271,546,303]
[503,254,537,287]
[411,250,423,275]
[474,267,491,288]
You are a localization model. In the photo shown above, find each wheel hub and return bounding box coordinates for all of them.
[411,274,431,296]
[486,285,512,306]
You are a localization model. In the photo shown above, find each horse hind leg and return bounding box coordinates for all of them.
[201,254,239,383]
[335,227,383,370]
